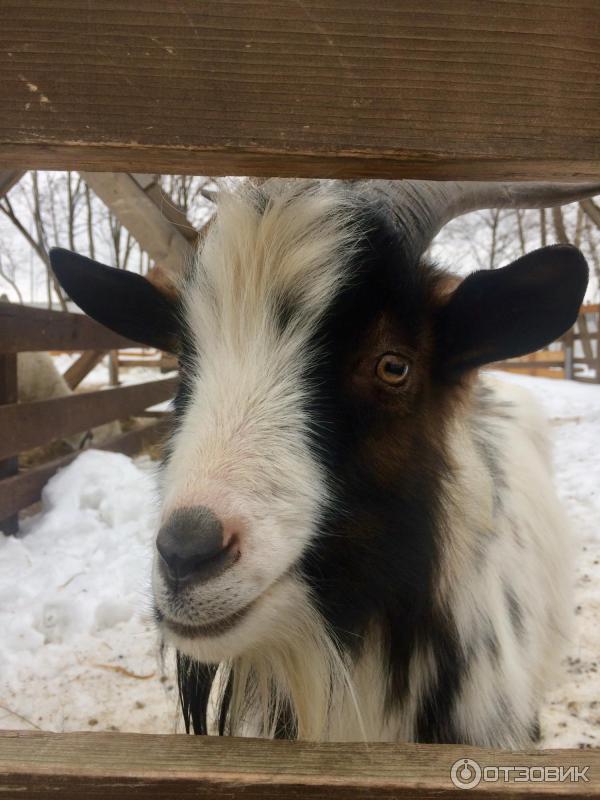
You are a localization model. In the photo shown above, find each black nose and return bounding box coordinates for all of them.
[156,506,237,585]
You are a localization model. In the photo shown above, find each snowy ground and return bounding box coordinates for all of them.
[0,372,598,746]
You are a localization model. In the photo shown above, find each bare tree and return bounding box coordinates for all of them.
[84,183,96,259]
[0,176,67,310]
[0,252,24,303]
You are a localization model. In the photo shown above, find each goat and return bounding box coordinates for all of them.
[50,178,599,746]
[17,352,120,450]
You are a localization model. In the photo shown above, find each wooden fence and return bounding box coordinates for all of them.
[2,0,600,795]
[1,730,599,798]
[0,303,176,535]
[496,304,600,382]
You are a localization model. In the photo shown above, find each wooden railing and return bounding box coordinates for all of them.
[1,2,599,791]
[1,730,598,798]
[0,304,176,534]
[495,304,600,382]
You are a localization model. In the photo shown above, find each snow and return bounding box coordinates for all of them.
[0,450,179,734]
[0,374,598,747]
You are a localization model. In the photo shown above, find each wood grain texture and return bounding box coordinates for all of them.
[0,730,598,798]
[1,1,599,179]
[0,418,171,520]
[0,303,141,352]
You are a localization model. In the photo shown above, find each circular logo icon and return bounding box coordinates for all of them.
[450,758,482,789]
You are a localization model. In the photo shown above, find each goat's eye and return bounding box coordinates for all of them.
[375,353,410,386]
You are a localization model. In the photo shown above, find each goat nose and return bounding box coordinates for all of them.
[156,506,238,585]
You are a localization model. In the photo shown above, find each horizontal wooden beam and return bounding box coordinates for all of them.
[495,361,565,370]
[0,377,177,460]
[1,2,600,179]
[0,304,139,352]
[0,418,171,521]
[0,730,598,798]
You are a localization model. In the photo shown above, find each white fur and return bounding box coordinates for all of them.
[156,183,359,632]
[154,180,571,744]
[439,375,572,746]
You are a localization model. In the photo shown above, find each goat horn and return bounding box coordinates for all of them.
[358,180,600,262]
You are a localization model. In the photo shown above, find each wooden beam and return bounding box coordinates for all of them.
[0,354,18,533]
[0,730,598,798]
[0,377,177,461]
[0,418,171,520]
[1,2,600,180]
[0,169,24,198]
[580,199,600,229]
[63,349,106,389]
[132,173,199,244]
[81,172,192,276]
[0,303,140,353]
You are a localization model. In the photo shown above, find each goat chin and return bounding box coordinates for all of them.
[45,178,591,745]
[145,180,577,745]
[162,375,570,746]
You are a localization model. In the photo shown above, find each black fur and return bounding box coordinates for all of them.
[49,200,589,744]
[49,248,180,353]
[435,245,588,376]
[169,210,588,741]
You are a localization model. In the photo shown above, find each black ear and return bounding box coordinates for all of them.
[49,248,179,353]
[436,244,588,375]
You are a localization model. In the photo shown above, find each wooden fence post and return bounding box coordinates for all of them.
[109,350,120,386]
[0,354,19,534]
[563,327,575,381]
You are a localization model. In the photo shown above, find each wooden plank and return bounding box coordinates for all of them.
[0,169,24,198]
[108,350,119,386]
[160,353,179,373]
[563,327,575,380]
[496,366,565,379]
[132,173,200,244]
[0,354,19,533]
[0,730,598,799]
[81,172,192,276]
[494,361,565,370]
[0,303,140,353]
[0,377,177,461]
[506,351,565,365]
[63,349,106,389]
[576,314,595,363]
[1,2,600,179]
[0,419,171,520]
[118,358,162,368]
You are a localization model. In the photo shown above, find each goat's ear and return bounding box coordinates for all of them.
[49,248,179,353]
[435,244,588,375]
